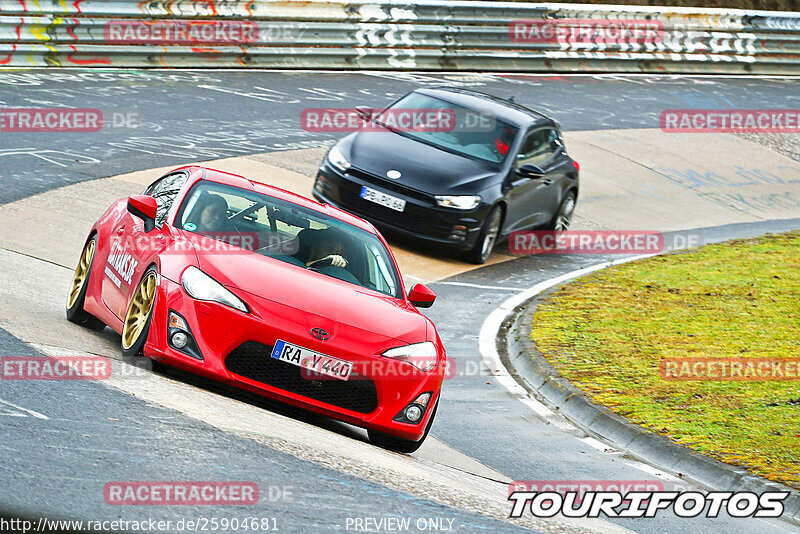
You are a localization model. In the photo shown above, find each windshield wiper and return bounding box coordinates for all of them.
[372,118,405,135]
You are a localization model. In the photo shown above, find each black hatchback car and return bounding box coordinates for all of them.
[313,87,580,263]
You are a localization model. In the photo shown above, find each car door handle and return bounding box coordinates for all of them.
[541,179,553,185]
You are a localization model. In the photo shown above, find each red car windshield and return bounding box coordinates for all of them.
[175,181,402,299]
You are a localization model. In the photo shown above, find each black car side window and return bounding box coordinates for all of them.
[144,172,189,228]
[517,129,559,167]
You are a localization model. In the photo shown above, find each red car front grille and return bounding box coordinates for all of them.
[224,341,378,414]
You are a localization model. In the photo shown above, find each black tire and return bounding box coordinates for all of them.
[368,402,438,454]
[121,266,158,358]
[65,235,106,331]
[465,206,502,264]
[545,190,577,231]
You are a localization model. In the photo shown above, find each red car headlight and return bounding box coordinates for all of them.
[181,266,249,313]
[382,341,438,372]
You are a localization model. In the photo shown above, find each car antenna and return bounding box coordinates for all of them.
[509,96,515,103]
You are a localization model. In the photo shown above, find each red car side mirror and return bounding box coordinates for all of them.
[127,194,158,232]
[408,283,436,308]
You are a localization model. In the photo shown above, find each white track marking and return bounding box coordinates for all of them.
[435,281,524,291]
[581,436,623,455]
[477,255,666,459]
[624,461,682,483]
[478,254,654,389]
[0,398,48,419]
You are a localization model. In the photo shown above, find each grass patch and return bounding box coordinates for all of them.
[531,232,800,488]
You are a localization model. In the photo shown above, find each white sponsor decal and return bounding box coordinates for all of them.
[106,241,138,285]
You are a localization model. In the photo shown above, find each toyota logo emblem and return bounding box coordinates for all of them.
[311,327,329,341]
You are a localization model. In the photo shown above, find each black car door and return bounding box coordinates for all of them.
[503,127,563,232]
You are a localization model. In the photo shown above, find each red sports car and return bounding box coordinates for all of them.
[66,166,445,452]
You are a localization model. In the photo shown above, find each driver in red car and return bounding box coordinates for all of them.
[306,228,349,268]
[194,194,232,233]
[184,193,244,247]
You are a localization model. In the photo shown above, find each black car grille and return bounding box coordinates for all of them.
[346,167,433,203]
[224,342,378,414]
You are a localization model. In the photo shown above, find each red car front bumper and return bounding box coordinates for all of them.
[143,276,444,441]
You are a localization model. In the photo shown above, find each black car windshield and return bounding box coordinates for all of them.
[375,92,519,164]
[176,181,402,298]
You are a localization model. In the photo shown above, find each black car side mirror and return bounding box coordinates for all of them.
[516,164,545,178]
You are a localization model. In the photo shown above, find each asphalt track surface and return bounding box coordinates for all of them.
[1,71,799,533]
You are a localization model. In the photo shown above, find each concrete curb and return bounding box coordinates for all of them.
[499,283,800,526]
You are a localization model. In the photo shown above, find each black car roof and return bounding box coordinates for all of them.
[414,87,555,129]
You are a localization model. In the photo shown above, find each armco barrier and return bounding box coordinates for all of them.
[0,0,798,72]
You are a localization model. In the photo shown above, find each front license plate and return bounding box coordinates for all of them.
[360,186,406,212]
[271,340,353,381]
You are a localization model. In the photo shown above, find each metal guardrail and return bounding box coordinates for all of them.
[0,0,799,72]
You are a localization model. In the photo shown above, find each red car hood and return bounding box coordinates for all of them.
[187,234,426,344]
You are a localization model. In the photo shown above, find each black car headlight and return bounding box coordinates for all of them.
[434,195,481,210]
[327,146,351,173]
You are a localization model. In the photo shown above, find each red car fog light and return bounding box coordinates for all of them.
[405,405,423,422]
[394,392,433,424]
[171,331,189,349]
[168,309,202,360]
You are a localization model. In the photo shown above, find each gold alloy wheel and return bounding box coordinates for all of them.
[67,238,95,310]
[122,271,157,350]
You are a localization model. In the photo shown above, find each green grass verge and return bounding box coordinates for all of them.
[530,231,800,488]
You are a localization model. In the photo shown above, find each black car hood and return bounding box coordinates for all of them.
[343,131,500,194]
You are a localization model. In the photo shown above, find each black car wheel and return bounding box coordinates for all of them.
[547,190,576,231]
[466,206,502,264]
[66,235,106,331]
[368,403,438,454]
